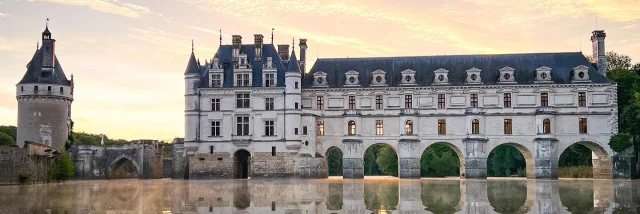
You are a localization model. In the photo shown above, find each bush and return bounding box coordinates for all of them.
[50,151,75,181]
[609,133,633,153]
[0,132,15,146]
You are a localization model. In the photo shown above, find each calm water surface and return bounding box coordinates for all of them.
[0,178,638,214]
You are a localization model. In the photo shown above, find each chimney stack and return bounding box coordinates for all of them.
[232,35,242,62]
[278,45,290,60]
[299,39,308,72]
[254,34,264,61]
[591,30,607,76]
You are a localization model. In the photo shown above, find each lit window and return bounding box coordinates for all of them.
[504,119,512,135]
[471,119,480,134]
[317,96,324,110]
[438,119,446,135]
[541,93,549,107]
[579,118,587,133]
[405,120,413,135]
[375,120,383,135]
[542,118,551,134]
[405,95,413,108]
[316,121,324,136]
[347,121,356,135]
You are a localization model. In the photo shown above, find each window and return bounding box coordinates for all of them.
[236,93,250,108]
[348,121,356,135]
[294,128,299,135]
[542,118,551,134]
[59,87,63,93]
[317,121,324,136]
[212,99,221,111]
[265,98,274,110]
[375,120,384,135]
[504,119,512,134]
[236,116,250,136]
[317,96,324,110]
[272,146,276,156]
[21,86,23,92]
[438,94,446,109]
[405,95,413,108]
[303,126,308,135]
[264,120,275,136]
[438,119,446,135]
[578,92,586,107]
[47,86,51,91]
[471,119,480,134]
[295,82,299,89]
[348,96,356,109]
[541,93,548,107]
[295,102,299,109]
[375,95,383,109]
[470,94,478,107]
[405,120,413,135]
[579,118,588,133]
[211,121,221,136]
[265,73,275,87]
[34,86,38,91]
[504,93,511,108]
[211,74,222,87]
[236,74,250,86]
[209,146,214,154]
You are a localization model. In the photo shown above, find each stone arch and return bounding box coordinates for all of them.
[234,149,251,179]
[559,141,612,179]
[420,142,465,178]
[487,143,535,179]
[325,146,344,177]
[107,154,141,179]
[363,143,399,177]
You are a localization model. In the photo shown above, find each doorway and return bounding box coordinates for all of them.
[234,150,251,179]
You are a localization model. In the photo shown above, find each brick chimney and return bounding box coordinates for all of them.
[591,30,607,76]
[232,35,242,62]
[254,34,263,61]
[278,45,289,60]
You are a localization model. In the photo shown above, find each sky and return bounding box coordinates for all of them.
[1,0,640,141]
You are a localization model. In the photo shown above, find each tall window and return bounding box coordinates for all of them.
[317,96,324,110]
[375,120,384,135]
[438,94,446,109]
[504,119,512,135]
[317,121,324,136]
[541,92,549,107]
[236,116,250,136]
[265,98,274,110]
[212,98,220,111]
[303,126,308,135]
[470,94,478,107]
[348,96,356,109]
[375,95,383,109]
[236,93,250,108]
[211,121,220,136]
[405,95,413,108]
[265,73,275,87]
[578,92,586,107]
[211,74,222,87]
[504,93,512,108]
[236,74,250,86]
[295,82,299,89]
[438,119,446,135]
[347,121,356,135]
[405,120,414,135]
[264,120,275,136]
[579,118,588,133]
[471,119,480,134]
[542,118,551,134]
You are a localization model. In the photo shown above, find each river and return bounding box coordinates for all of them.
[0,178,638,213]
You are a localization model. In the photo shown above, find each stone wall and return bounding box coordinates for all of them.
[189,152,234,179]
[0,143,56,184]
[163,159,173,178]
[70,143,164,180]
[251,152,296,178]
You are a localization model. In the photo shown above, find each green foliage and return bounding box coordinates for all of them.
[420,144,460,177]
[605,51,634,71]
[376,145,398,177]
[18,173,32,184]
[487,145,526,177]
[559,144,593,167]
[364,144,383,175]
[0,125,17,141]
[71,132,129,146]
[558,166,593,178]
[0,132,15,146]
[50,151,75,181]
[487,181,527,213]
[327,148,343,176]
[421,182,461,214]
[609,133,633,153]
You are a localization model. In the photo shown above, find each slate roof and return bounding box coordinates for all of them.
[287,50,301,72]
[184,51,200,75]
[303,52,609,88]
[18,49,72,86]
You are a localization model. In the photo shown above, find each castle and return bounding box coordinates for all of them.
[180,30,630,179]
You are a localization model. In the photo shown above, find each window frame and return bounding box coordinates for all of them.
[405,120,414,135]
[265,98,274,110]
[504,93,512,108]
[504,119,512,135]
[471,119,480,134]
[211,121,221,136]
[264,73,275,87]
[578,92,586,107]
[405,95,413,108]
[236,116,250,136]
[347,120,356,136]
[316,121,325,136]
[212,98,221,111]
[438,94,446,109]
[375,120,384,135]
[375,95,383,109]
[542,118,551,134]
[579,118,588,134]
[470,94,478,107]
[438,119,446,135]
[236,73,250,87]
[541,92,549,107]
[211,74,222,87]
[348,96,356,109]
[236,93,251,108]
[264,120,275,136]
[317,96,324,110]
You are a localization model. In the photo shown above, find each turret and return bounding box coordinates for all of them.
[284,50,302,149]
[184,43,201,143]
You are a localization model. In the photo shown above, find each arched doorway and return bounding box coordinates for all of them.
[487,143,534,178]
[364,143,398,177]
[420,142,464,178]
[559,141,612,179]
[108,156,140,179]
[325,146,343,177]
[234,150,251,179]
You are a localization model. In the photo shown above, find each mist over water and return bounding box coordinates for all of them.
[0,178,638,213]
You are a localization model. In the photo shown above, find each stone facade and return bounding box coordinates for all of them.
[0,143,57,184]
[69,143,164,180]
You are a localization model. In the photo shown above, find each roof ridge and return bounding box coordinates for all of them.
[316,52,583,61]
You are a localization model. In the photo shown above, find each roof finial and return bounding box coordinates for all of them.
[46,17,49,29]
[292,37,295,51]
[271,28,274,44]
[191,39,194,52]
[219,29,222,46]
[36,40,39,50]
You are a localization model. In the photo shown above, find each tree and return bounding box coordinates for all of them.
[364,144,382,175]
[376,145,398,176]
[420,144,460,177]
[0,125,17,140]
[605,51,634,71]
[487,145,526,177]
[327,148,343,176]
[0,132,15,146]
[559,144,593,167]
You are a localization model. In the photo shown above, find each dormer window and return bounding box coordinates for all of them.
[209,67,224,87]
[433,68,450,85]
[344,70,360,86]
[498,66,515,84]
[466,67,482,84]
[371,70,386,86]
[535,66,552,83]
[572,65,591,83]
[313,71,328,87]
[400,69,416,86]
[266,57,273,68]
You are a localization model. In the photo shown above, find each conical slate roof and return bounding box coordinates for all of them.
[287,50,301,72]
[18,49,71,85]
[184,51,200,75]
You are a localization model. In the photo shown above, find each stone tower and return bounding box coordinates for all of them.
[284,50,302,150]
[183,43,201,145]
[16,25,74,149]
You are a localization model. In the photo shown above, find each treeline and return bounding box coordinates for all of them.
[0,125,130,148]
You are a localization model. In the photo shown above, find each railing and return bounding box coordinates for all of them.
[464,107,484,115]
[535,106,557,114]
[343,109,361,116]
[400,108,418,115]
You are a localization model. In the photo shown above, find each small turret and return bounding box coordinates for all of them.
[287,50,301,73]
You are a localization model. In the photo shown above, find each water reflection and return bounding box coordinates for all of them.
[0,179,638,213]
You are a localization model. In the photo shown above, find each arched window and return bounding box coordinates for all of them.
[543,119,551,134]
[348,121,356,135]
[405,120,414,135]
[471,119,480,134]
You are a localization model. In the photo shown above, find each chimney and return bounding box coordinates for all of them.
[591,30,607,76]
[299,39,308,72]
[254,34,264,61]
[232,35,242,62]
[278,45,289,60]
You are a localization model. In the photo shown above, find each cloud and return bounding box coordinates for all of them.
[26,0,157,18]
[0,13,10,18]
[128,27,216,54]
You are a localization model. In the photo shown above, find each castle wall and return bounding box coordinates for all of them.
[16,97,70,149]
[70,143,164,180]
[0,143,56,184]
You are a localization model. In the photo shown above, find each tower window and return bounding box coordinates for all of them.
[47,86,51,91]
[303,126,308,135]
[295,82,299,89]
[376,120,384,135]
[34,86,38,91]
[376,95,383,109]
[294,128,299,135]
[295,102,299,109]
[405,120,413,135]
[316,121,324,135]
[21,86,24,92]
[59,87,63,93]
[348,96,356,109]
[405,95,413,108]
[504,119,512,134]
